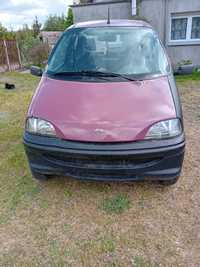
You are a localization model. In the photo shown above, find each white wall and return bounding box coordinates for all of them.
[71,0,200,66]
[140,0,200,66]
[72,1,132,22]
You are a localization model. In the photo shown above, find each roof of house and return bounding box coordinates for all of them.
[71,20,152,29]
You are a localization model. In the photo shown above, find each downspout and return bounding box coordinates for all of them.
[163,0,168,46]
[132,0,137,16]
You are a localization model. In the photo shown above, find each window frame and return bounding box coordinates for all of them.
[169,14,200,44]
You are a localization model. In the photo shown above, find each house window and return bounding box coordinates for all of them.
[191,17,200,39]
[170,15,200,42]
[171,18,188,40]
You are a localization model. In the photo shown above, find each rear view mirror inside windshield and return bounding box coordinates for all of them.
[98,32,117,42]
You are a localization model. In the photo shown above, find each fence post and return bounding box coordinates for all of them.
[16,41,22,68]
[3,40,11,72]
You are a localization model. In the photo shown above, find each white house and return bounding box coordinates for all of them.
[71,0,200,68]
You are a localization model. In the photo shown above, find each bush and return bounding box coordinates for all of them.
[0,23,15,40]
[16,25,50,67]
[28,43,49,67]
[16,27,40,64]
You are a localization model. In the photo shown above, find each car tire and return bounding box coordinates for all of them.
[31,169,50,181]
[159,176,179,186]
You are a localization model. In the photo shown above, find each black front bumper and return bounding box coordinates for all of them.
[23,133,185,182]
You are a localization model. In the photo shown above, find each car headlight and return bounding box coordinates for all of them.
[26,117,56,137]
[145,119,182,140]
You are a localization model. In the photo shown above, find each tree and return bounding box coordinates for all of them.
[66,8,74,28]
[43,14,67,31]
[32,16,42,37]
[0,23,7,32]
[16,24,40,64]
[42,9,74,32]
[0,23,15,39]
[0,23,7,39]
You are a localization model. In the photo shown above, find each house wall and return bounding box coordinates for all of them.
[71,0,200,66]
[139,0,200,66]
[40,31,62,49]
[72,1,132,23]
[139,0,166,42]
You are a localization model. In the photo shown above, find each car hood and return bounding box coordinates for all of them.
[28,76,176,142]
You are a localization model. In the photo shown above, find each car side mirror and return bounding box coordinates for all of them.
[30,66,43,77]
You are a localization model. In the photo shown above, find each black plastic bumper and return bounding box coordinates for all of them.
[23,132,185,182]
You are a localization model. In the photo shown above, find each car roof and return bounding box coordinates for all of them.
[71,19,152,29]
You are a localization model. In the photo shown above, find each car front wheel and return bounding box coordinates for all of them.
[31,169,51,181]
[159,176,179,186]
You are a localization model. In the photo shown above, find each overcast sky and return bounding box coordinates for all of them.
[0,0,73,30]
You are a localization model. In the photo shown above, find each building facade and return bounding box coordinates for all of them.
[39,31,63,49]
[71,0,200,67]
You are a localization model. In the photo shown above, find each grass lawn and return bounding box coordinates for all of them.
[0,72,200,266]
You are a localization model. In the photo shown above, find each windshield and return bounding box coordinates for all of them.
[47,27,169,79]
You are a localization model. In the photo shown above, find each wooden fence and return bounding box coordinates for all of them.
[0,40,21,72]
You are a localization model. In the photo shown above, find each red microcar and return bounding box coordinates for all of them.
[24,20,185,185]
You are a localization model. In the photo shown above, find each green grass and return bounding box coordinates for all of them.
[63,188,73,198]
[101,194,131,214]
[132,256,159,267]
[0,71,200,266]
[76,235,116,255]
[175,71,200,84]
[49,240,67,267]
[100,238,116,253]
[0,72,40,220]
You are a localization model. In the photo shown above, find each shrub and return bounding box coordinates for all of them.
[0,23,15,40]
[16,26,40,64]
[28,43,49,67]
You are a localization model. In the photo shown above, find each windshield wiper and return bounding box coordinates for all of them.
[50,71,86,76]
[80,71,138,81]
[49,71,111,81]
[49,71,138,81]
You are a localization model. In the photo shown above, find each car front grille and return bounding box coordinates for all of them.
[44,152,162,170]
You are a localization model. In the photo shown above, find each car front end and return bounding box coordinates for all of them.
[24,130,185,183]
[24,20,185,185]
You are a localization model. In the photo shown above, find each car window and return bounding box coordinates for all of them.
[47,27,169,79]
